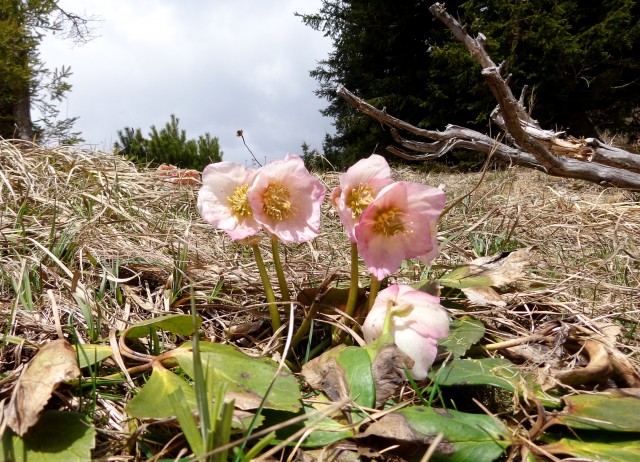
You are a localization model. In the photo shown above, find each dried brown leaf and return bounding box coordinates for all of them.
[301,347,349,403]
[371,344,412,407]
[461,286,507,307]
[356,412,454,459]
[467,246,535,287]
[4,339,80,436]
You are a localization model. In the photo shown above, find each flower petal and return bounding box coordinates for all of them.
[356,181,445,278]
[247,154,326,243]
[197,162,261,240]
[332,155,393,242]
[392,326,439,380]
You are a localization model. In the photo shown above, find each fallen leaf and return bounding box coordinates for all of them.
[301,345,350,403]
[5,339,81,436]
[551,338,612,387]
[465,247,535,287]
[371,343,411,407]
[296,287,367,315]
[461,286,507,307]
[595,322,640,387]
[356,412,454,460]
[440,247,534,291]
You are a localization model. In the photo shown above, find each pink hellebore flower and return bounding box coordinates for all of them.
[247,154,326,243]
[362,284,450,380]
[197,162,261,240]
[330,154,393,242]
[355,181,445,280]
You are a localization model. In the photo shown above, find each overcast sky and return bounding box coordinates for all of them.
[39,0,334,165]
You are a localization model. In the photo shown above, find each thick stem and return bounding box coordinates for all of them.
[270,236,291,303]
[344,242,360,319]
[368,275,382,310]
[251,244,281,334]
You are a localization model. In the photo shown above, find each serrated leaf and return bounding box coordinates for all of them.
[432,358,561,408]
[174,342,301,413]
[0,411,96,462]
[438,316,485,358]
[75,344,113,369]
[125,314,201,339]
[125,365,198,419]
[398,406,510,462]
[556,389,640,431]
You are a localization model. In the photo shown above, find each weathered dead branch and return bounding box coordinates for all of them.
[337,2,640,190]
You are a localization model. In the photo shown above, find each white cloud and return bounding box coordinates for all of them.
[39,0,334,164]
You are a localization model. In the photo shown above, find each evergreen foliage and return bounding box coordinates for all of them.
[114,115,223,170]
[299,0,640,169]
[0,0,89,143]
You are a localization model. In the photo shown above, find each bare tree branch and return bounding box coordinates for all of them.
[335,2,640,190]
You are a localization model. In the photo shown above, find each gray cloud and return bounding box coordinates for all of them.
[39,0,334,164]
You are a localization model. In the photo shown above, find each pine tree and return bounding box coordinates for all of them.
[0,0,90,142]
[114,115,223,170]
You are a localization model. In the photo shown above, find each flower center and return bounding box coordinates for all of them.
[373,207,408,237]
[346,184,375,218]
[228,184,252,218]
[262,182,292,221]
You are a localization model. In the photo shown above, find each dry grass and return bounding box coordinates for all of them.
[1,139,639,458]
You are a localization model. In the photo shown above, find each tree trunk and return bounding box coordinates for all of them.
[337,2,640,191]
[12,86,34,141]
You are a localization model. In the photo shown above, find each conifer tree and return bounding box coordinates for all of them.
[114,115,223,170]
[0,0,90,142]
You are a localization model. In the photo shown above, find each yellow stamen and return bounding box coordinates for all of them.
[228,184,252,218]
[346,183,375,218]
[373,207,408,237]
[262,182,292,221]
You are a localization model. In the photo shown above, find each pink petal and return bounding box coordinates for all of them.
[393,326,439,380]
[356,182,445,278]
[247,154,326,243]
[197,162,261,240]
[332,155,393,242]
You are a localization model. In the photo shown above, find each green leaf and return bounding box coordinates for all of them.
[337,346,375,408]
[174,342,301,413]
[439,265,493,289]
[432,358,562,408]
[410,279,440,297]
[556,389,640,432]
[0,411,96,462]
[125,314,202,339]
[169,387,204,457]
[74,344,113,369]
[270,403,353,448]
[125,366,198,419]
[438,316,485,359]
[399,406,510,462]
[542,433,640,461]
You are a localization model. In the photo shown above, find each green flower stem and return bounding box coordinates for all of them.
[251,243,281,334]
[368,274,382,310]
[382,299,395,336]
[270,236,291,303]
[344,242,360,319]
[332,243,361,345]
